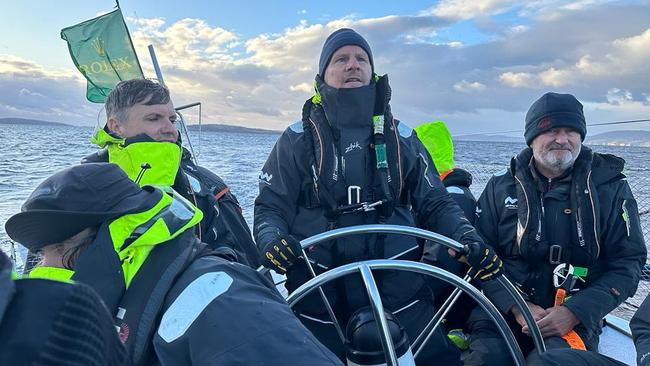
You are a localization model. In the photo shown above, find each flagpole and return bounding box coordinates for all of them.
[148,45,165,84]
[148,45,198,164]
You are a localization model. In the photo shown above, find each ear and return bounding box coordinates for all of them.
[107,116,124,137]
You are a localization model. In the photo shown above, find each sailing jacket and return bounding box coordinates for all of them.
[148,235,342,365]
[254,75,483,316]
[475,146,646,338]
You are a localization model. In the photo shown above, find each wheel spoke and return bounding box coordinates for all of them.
[301,248,346,343]
[359,264,399,366]
[412,274,470,357]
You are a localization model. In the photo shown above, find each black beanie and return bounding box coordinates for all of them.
[318,28,374,76]
[524,92,587,145]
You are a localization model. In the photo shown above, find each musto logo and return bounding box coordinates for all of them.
[504,196,518,209]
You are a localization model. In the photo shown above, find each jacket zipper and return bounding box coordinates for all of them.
[514,174,530,248]
[536,194,544,242]
[586,170,600,257]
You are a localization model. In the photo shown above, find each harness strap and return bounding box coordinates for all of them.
[214,187,230,200]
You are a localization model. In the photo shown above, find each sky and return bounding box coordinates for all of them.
[1,0,650,136]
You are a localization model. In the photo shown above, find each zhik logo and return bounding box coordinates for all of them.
[504,196,518,209]
[345,141,362,154]
[259,172,273,185]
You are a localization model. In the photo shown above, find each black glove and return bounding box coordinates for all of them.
[258,228,302,274]
[453,242,503,282]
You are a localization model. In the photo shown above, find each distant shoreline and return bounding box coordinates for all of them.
[0,117,281,135]
[186,124,280,135]
[0,117,71,127]
[2,117,648,146]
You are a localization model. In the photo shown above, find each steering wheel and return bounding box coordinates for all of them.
[279,224,546,366]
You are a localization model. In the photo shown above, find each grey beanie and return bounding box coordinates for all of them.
[318,28,374,76]
[524,92,587,145]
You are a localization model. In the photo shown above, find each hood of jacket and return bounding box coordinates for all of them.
[443,168,472,188]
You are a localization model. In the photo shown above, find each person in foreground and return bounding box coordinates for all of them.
[254,28,501,364]
[0,250,129,366]
[82,79,260,268]
[467,92,647,365]
[5,163,342,366]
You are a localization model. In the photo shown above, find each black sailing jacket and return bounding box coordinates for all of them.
[254,79,482,316]
[475,146,646,338]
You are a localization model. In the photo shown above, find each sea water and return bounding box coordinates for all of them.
[1,123,648,317]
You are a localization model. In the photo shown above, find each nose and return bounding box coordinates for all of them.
[160,118,179,139]
[161,118,175,133]
[345,57,361,70]
[554,129,570,144]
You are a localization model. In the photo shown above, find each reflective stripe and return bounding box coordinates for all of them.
[184,172,202,193]
[418,153,434,188]
[289,121,303,133]
[397,122,413,138]
[446,186,464,195]
[158,272,233,343]
[494,168,508,177]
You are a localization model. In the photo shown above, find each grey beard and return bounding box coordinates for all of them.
[535,149,578,176]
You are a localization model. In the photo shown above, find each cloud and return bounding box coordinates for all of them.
[0,54,96,123]
[499,72,536,88]
[454,80,486,92]
[423,0,519,20]
[495,26,650,95]
[19,88,46,98]
[2,1,650,134]
[289,82,312,93]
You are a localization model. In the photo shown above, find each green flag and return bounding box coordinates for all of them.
[61,8,144,103]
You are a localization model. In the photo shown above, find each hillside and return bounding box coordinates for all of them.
[186,123,280,134]
[586,130,650,147]
[453,134,521,143]
[454,130,650,147]
[0,117,70,127]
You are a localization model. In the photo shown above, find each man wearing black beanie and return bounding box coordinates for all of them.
[255,27,503,365]
[465,92,646,365]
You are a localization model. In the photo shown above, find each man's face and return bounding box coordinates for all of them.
[108,99,179,142]
[324,45,372,89]
[531,127,582,174]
